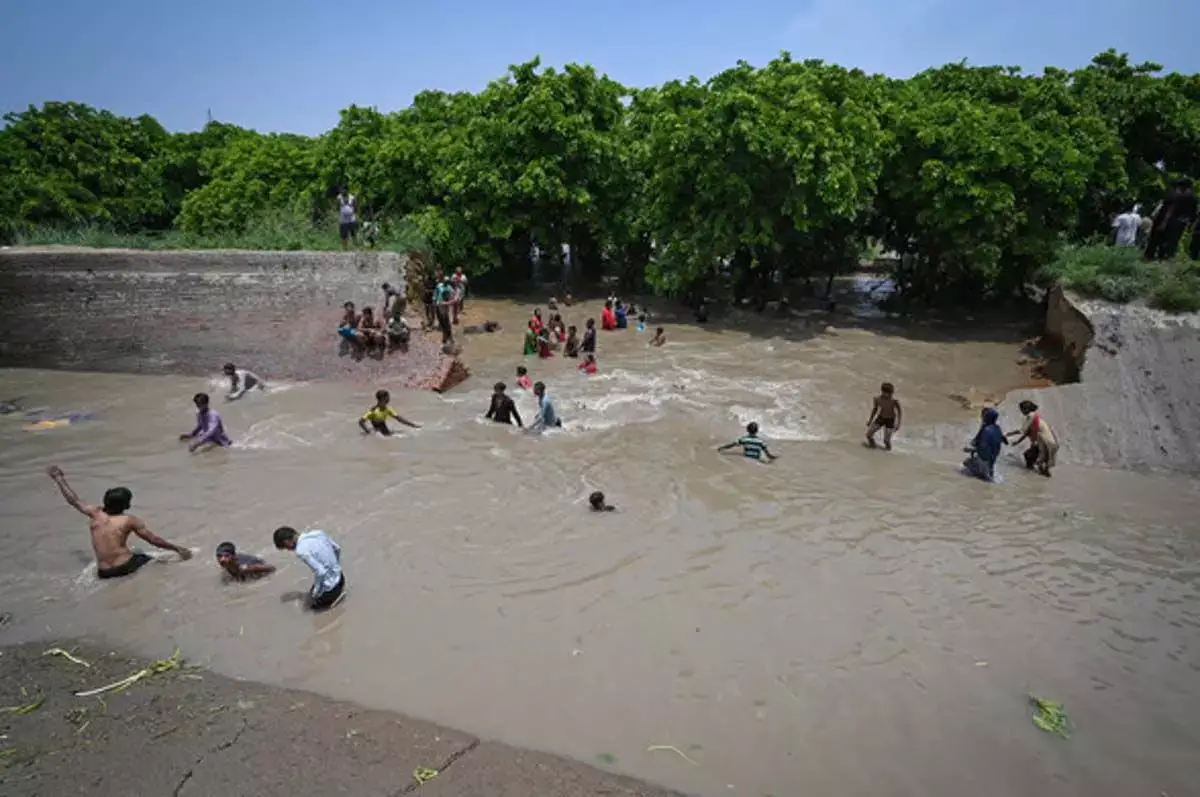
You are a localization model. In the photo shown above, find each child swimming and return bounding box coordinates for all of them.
[216,541,276,581]
[589,491,615,511]
[358,390,421,436]
[515,365,532,390]
[717,422,777,461]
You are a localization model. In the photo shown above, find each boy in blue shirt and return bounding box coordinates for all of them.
[273,526,346,611]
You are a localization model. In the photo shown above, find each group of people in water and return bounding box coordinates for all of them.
[44,280,1061,612]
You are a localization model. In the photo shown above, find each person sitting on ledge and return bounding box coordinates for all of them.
[358,307,386,350]
[338,301,361,347]
[387,314,411,352]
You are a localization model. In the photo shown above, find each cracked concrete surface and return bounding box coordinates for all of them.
[0,640,681,797]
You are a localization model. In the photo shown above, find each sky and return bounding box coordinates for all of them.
[3,0,1197,136]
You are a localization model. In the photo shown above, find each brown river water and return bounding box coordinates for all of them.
[2,295,1199,797]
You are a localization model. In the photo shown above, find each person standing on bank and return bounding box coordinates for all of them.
[273,526,346,611]
[336,187,357,250]
[46,466,192,580]
[434,274,455,347]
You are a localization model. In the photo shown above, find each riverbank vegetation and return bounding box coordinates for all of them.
[2,50,1198,307]
[1041,245,1200,312]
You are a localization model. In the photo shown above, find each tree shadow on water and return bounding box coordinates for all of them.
[645,282,1046,348]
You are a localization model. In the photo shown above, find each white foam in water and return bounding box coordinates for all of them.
[729,404,825,441]
[205,375,306,396]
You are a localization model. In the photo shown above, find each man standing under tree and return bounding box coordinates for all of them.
[336,187,357,250]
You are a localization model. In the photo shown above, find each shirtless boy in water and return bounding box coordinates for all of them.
[46,466,192,580]
[866,382,902,450]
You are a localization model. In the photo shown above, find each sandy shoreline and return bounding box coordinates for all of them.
[0,639,681,797]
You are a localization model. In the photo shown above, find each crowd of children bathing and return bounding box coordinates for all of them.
[520,295,665,365]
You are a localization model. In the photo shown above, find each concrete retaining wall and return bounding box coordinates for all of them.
[1043,284,1094,380]
[1017,288,1200,473]
[0,247,462,389]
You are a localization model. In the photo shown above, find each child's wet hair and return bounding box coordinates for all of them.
[656,327,664,334]
[747,421,759,435]
[193,392,209,405]
[517,365,527,376]
[375,389,390,402]
[1019,400,1038,413]
[881,382,894,394]
[494,381,506,392]
[589,491,605,507]
[102,487,133,515]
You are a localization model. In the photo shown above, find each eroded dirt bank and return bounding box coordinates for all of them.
[0,248,463,390]
[1028,286,1200,473]
[0,640,679,797]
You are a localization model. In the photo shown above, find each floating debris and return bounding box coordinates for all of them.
[413,766,439,784]
[647,745,699,765]
[42,648,91,668]
[1029,695,1071,739]
[0,695,44,715]
[75,650,182,697]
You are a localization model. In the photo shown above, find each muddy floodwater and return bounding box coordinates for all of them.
[2,297,1198,797]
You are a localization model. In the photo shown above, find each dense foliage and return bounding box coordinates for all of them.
[3,50,1198,306]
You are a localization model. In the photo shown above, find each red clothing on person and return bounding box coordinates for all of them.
[538,339,555,358]
[601,308,617,330]
[516,375,532,390]
[579,360,597,375]
[531,316,544,334]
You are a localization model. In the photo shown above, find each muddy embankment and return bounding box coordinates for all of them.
[0,640,677,797]
[1030,285,1200,473]
[0,248,466,390]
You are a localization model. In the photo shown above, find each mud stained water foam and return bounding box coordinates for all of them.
[2,296,1199,797]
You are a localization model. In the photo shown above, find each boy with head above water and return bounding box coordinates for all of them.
[216,541,275,581]
[650,327,666,347]
[46,466,192,580]
[515,365,532,390]
[273,526,345,612]
[866,382,902,450]
[582,318,597,353]
[529,381,562,431]
[718,422,777,461]
[223,362,265,401]
[359,389,420,436]
[180,392,232,452]
[589,491,615,511]
[485,382,523,427]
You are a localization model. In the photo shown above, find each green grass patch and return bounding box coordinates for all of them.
[14,208,430,256]
[1039,244,1200,313]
